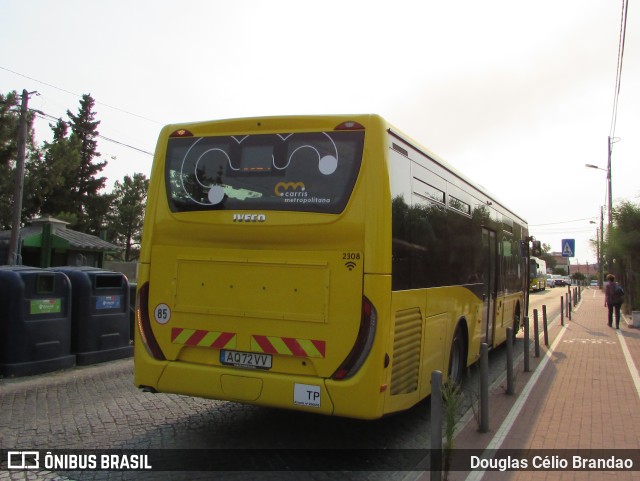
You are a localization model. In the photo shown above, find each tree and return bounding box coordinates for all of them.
[0,90,40,230]
[0,92,21,230]
[24,119,79,221]
[38,94,110,235]
[539,242,557,270]
[571,272,586,281]
[606,200,640,312]
[107,173,149,261]
[67,94,109,234]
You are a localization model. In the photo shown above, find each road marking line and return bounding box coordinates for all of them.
[617,329,640,400]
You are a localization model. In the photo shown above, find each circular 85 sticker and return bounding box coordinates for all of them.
[154,304,171,324]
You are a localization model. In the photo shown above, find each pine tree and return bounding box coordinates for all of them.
[66,94,108,234]
[0,92,20,229]
[37,94,110,234]
[0,90,40,230]
[27,119,80,221]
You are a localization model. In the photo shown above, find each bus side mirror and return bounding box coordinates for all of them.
[531,240,542,257]
[519,240,527,257]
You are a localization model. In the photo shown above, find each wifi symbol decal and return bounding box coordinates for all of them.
[345,261,357,271]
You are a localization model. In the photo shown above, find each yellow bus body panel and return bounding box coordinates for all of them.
[134,114,526,419]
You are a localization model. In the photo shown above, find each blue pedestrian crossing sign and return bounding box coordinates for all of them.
[561,239,575,258]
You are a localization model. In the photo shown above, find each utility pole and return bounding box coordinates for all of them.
[607,136,613,228]
[7,89,36,265]
[599,206,605,288]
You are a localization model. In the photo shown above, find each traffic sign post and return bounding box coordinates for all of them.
[561,239,575,258]
[562,239,575,279]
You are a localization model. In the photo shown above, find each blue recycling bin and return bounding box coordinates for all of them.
[0,266,76,376]
[50,267,133,365]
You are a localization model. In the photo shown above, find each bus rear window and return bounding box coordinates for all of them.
[165,130,364,214]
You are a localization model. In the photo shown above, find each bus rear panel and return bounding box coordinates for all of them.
[135,116,390,419]
[134,114,527,419]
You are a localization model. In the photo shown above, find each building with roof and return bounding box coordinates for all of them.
[0,217,120,268]
[550,251,599,278]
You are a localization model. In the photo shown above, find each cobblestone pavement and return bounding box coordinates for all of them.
[0,358,432,481]
[1,288,568,481]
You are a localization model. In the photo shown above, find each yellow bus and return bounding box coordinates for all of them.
[134,114,528,419]
[529,257,547,292]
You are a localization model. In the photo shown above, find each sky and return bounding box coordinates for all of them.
[1,0,638,266]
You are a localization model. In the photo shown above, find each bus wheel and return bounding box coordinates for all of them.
[513,303,521,338]
[448,325,466,386]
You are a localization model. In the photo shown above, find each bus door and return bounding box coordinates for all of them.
[481,228,497,346]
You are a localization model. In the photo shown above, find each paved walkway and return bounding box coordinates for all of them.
[442,288,640,481]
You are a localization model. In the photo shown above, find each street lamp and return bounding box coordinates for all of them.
[585,162,612,229]
[585,136,618,229]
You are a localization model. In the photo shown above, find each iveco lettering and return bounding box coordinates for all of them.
[233,214,266,222]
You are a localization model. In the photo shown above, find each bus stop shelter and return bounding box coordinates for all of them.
[0,217,120,268]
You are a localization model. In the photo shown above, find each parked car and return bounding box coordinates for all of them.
[553,279,566,287]
[590,280,599,287]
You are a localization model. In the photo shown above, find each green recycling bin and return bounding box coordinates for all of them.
[0,266,75,376]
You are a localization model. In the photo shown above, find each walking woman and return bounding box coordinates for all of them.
[604,274,624,329]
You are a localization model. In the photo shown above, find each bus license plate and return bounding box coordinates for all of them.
[220,350,272,370]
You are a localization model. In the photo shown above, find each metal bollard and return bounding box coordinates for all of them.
[506,327,514,395]
[542,305,549,347]
[568,290,572,321]
[533,309,540,358]
[480,343,489,433]
[524,315,530,372]
[430,370,443,481]
[561,296,564,326]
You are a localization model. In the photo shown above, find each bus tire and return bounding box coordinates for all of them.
[448,324,466,386]
[513,302,521,338]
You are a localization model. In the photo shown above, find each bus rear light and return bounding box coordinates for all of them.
[334,121,365,131]
[332,296,377,380]
[169,129,194,137]
[136,282,166,360]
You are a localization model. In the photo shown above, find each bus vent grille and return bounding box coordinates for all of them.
[392,143,409,157]
[390,307,422,395]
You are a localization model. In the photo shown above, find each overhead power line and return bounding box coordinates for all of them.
[33,110,153,156]
[609,0,629,139]
[529,217,598,227]
[0,65,164,125]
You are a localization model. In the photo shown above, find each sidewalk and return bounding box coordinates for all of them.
[444,288,640,481]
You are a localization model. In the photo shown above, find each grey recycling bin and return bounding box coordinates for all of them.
[50,267,133,365]
[0,266,75,376]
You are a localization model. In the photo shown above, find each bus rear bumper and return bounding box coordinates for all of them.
[145,360,337,416]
